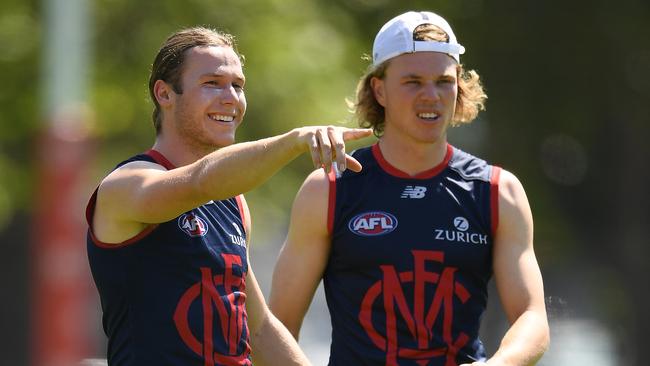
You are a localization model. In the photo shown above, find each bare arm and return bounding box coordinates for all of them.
[238,196,311,365]
[463,170,549,366]
[247,268,312,365]
[269,169,331,339]
[93,126,371,243]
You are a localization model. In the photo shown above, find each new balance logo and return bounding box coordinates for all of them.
[401,185,427,199]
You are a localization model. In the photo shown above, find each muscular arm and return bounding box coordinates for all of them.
[239,196,312,365]
[269,169,331,339]
[467,170,549,366]
[93,126,370,243]
[247,268,312,365]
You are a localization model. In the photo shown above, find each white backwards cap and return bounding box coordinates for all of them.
[372,11,465,66]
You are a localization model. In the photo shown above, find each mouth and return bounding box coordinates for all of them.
[417,112,440,121]
[208,113,235,123]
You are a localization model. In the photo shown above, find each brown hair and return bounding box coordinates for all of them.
[148,27,241,134]
[352,24,487,136]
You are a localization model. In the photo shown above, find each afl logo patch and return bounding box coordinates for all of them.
[348,211,398,236]
[178,213,209,237]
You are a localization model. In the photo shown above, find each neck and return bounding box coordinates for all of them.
[151,132,210,167]
[377,137,448,176]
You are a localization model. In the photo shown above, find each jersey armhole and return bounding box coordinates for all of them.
[327,169,337,236]
[490,166,502,237]
[85,187,158,249]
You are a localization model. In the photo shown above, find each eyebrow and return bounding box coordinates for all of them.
[400,73,456,80]
[400,73,423,79]
[200,72,246,83]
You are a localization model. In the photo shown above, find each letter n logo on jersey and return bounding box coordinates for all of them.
[178,213,209,237]
[349,211,398,236]
[173,256,251,365]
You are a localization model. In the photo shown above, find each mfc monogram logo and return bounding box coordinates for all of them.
[173,254,251,366]
[359,250,471,366]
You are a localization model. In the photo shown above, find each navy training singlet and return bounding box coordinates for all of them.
[86,150,251,366]
[325,143,500,366]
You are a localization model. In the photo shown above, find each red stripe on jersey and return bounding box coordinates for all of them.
[145,149,176,169]
[235,195,247,234]
[85,188,158,248]
[327,168,337,235]
[371,143,452,179]
[490,166,501,237]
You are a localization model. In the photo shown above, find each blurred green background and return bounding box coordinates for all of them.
[1,0,649,365]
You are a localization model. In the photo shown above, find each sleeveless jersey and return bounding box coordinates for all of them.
[325,143,501,366]
[86,150,251,366]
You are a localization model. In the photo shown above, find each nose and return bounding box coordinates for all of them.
[420,82,440,102]
[219,85,239,105]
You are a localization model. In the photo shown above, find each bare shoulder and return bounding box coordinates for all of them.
[297,168,331,196]
[99,160,166,188]
[97,160,168,212]
[497,168,529,208]
[290,168,332,213]
[92,160,169,243]
[495,168,533,246]
[96,160,165,212]
[288,168,332,237]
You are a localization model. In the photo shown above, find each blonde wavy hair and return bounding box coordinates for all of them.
[352,24,487,136]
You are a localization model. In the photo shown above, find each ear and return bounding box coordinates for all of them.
[153,79,176,108]
[371,77,386,107]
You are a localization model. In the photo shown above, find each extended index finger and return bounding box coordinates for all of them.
[341,128,373,141]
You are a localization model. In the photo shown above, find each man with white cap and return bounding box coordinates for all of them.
[270,11,549,365]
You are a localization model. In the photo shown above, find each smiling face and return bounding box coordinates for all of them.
[167,45,246,154]
[371,51,458,146]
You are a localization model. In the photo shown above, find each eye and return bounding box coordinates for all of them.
[233,83,244,91]
[405,79,421,85]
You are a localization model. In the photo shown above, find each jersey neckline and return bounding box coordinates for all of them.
[371,143,453,179]
[145,149,176,170]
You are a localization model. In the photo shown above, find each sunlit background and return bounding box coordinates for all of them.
[1,0,649,365]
